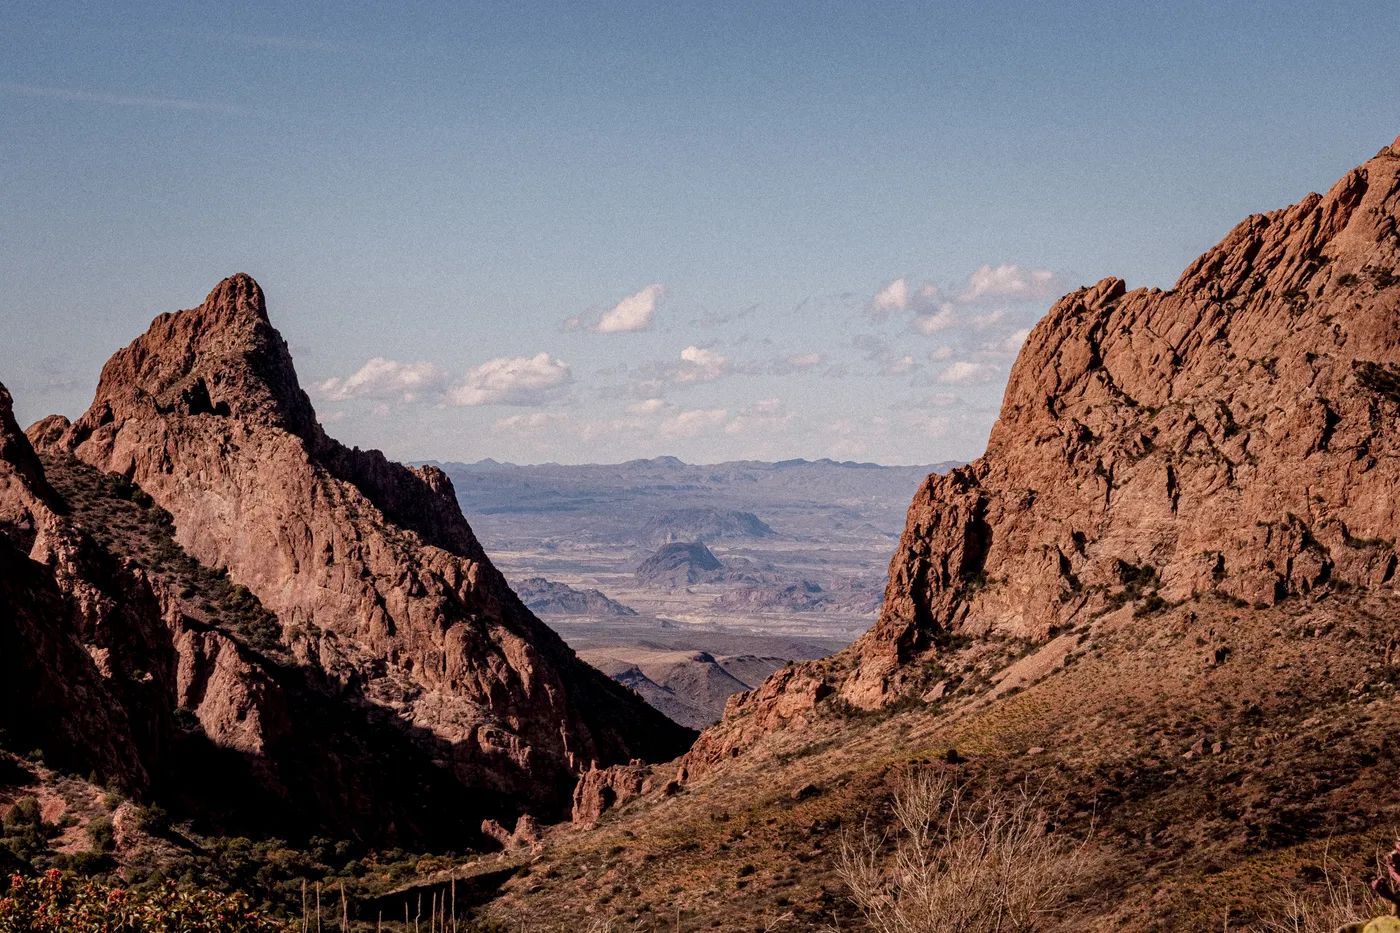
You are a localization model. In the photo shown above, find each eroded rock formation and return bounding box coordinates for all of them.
[684,131,1400,771]
[3,275,691,844]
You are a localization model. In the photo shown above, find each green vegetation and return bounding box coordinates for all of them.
[1,798,57,867]
[0,869,291,932]
[40,454,286,657]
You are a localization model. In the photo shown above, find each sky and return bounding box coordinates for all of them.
[3,2,1399,466]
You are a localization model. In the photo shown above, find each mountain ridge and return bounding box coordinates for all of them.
[491,132,1400,932]
[6,274,692,844]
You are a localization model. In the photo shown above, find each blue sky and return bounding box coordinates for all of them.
[3,1,1398,465]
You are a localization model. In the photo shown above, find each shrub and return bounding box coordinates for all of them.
[1,797,57,865]
[838,768,1098,933]
[134,805,169,835]
[1262,863,1388,932]
[0,869,292,932]
[86,816,116,853]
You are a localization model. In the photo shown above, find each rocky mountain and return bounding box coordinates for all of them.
[3,275,691,846]
[575,648,787,729]
[435,454,953,641]
[470,133,1400,931]
[639,508,775,546]
[0,383,166,795]
[634,541,724,587]
[690,129,1400,745]
[512,577,637,616]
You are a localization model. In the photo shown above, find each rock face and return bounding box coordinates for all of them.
[16,274,691,840]
[513,577,637,616]
[0,384,172,794]
[571,761,654,827]
[634,541,724,587]
[687,132,1400,765]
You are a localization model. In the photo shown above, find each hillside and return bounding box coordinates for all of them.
[634,542,725,587]
[461,132,1400,931]
[639,508,776,546]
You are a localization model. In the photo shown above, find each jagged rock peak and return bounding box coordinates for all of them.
[68,272,319,445]
[682,131,1400,766]
[203,271,268,321]
[871,134,1400,658]
[50,276,693,826]
[0,381,57,524]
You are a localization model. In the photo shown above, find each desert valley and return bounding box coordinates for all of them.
[3,129,1400,932]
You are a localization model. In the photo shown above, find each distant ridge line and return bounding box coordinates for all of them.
[417,456,965,472]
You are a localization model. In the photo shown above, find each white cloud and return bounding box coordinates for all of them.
[578,418,648,441]
[314,358,447,403]
[913,413,952,437]
[624,344,734,398]
[866,266,1060,339]
[911,305,958,335]
[492,412,566,433]
[930,346,954,360]
[674,345,730,383]
[867,278,941,322]
[787,351,822,368]
[995,328,1032,354]
[447,353,572,406]
[938,361,1000,385]
[626,398,670,415]
[659,408,728,438]
[959,264,1058,303]
[886,354,918,375]
[867,278,910,320]
[595,284,666,333]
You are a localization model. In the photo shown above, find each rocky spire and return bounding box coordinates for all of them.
[48,275,693,829]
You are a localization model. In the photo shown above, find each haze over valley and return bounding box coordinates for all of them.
[436,456,957,725]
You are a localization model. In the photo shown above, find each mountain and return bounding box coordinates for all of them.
[693,130,1400,732]
[512,577,637,616]
[634,541,724,587]
[639,508,775,546]
[431,453,956,642]
[575,649,776,730]
[1,383,165,795]
[4,275,691,847]
[472,133,1400,930]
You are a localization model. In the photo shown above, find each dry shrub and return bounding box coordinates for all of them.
[837,768,1097,933]
[1261,857,1391,933]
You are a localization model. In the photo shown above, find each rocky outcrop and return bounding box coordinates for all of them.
[13,274,691,840]
[571,761,655,826]
[0,383,167,793]
[686,131,1400,767]
[3,392,487,843]
[635,541,724,587]
[513,577,637,616]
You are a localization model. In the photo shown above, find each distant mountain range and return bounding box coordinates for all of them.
[426,455,958,549]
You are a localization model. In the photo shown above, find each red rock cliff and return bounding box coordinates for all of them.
[47,275,691,820]
[686,131,1400,767]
